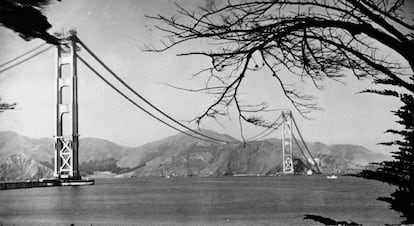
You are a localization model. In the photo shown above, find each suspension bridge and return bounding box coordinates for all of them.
[0,31,320,186]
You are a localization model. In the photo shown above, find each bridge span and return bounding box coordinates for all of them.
[0,31,320,187]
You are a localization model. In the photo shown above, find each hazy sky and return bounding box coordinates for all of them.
[0,0,410,154]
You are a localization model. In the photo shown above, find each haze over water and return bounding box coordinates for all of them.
[0,176,401,225]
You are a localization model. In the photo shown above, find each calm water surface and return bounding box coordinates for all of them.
[0,176,402,225]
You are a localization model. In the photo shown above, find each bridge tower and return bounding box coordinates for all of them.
[53,31,80,180]
[282,110,294,174]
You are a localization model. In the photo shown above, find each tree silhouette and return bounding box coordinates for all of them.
[148,0,414,223]
[147,0,413,130]
[0,0,60,45]
[0,98,16,113]
[304,214,361,225]
[1,0,60,113]
[356,90,414,223]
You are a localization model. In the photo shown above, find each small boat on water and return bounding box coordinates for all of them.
[327,175,338,179]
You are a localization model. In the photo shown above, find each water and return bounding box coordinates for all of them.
[0,176,402,225]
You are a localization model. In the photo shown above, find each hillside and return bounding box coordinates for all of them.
[0,153,53,181]
[0,131,134,176]
[116,130,240,177]
[0,130,391,180]
[115,130,390,177]
[0,131,53,164]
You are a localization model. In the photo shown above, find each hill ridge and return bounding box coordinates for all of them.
[0,130,391,180]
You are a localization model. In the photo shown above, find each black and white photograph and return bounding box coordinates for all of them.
[0,0,413,225]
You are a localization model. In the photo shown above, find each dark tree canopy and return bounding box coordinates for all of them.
[0,0,60,45]
[357,90,414,223]
[0,98,16,112]
[0,0,60,114]
[148,0,414,128]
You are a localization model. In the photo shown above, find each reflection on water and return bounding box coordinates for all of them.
[0,176,402,225]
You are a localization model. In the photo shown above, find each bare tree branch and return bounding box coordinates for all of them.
[145,0,414,132]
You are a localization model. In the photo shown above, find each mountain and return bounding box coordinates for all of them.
[308,142,391,174]
[115,131,391,177]
[227,139,284,175]
[0,130,391,181]
[0,131,134,177]
[0,153,53,181]
[77,138,133,174]
[314,143,387,165]
[0,131,53,164]
[117,130,240,177]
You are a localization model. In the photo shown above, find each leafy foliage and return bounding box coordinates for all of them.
[304,214,361,225]
[0,98,16,112]
[0,0,60,44]
[357,91,414,223]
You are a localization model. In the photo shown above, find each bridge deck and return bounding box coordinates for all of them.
[0,178,94,190]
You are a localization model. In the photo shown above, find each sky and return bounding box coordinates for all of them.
[0,0,410,154]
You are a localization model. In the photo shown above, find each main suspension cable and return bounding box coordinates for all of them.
[76,37,239,144]
[292,134,313,169]
[0,43,47,68]
[0,45,53,75]
[291,114,321,173]
[248,120,284,142]
[247,114,283,141]
[78,55,226,144]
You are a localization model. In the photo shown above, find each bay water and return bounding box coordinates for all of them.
[0,175,402,225]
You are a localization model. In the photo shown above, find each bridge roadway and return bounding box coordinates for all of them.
[0,178,94,190]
